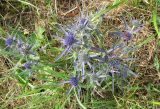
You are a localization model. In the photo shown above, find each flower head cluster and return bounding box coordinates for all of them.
[1,34,35,56]
[0,34,39,77]
[54,11,143,94]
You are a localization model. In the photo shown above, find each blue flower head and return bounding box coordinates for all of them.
[3,35,16,48]
[108,58,138,77]
[63,32,77,46]
[69,76,79,87]
[109,17,143,42]
[53,26,79,61]
[61,76,80,95]
[5,38,13,46]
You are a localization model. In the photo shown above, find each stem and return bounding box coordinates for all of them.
[74,88,87,109]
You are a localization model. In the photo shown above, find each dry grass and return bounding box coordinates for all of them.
[0,57,27,108]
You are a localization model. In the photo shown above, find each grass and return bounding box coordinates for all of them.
[0,0,160,109]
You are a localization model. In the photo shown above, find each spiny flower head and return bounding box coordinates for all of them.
[108,58,138,77]
[5,35,16,47]
[5,38,13,46]
[69,76,79,87]
[109,17,143,42]
[63,32,76,46]
[61,76,79,87]
[53,25,79,61]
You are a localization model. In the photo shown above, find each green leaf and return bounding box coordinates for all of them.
[35,26,45,40]
[74,89,87,109]
[34,26,45,48]
[15,72,35,89]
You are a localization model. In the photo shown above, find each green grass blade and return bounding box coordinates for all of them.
[74,89,87,109]
[152,101,160,105]
[152,9,160,37]
[91,0,125,22]
[17,0,39,11]
[137,35,155,47]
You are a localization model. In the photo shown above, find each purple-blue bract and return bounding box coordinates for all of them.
[17,39,23,48]
[80,18,88,26]
[79,9,89,27]
[24,62,32,69]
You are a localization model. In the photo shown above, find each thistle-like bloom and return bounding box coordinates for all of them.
[62,76,79,95]
[5,38,13,46]
[69,76,79,87]
[3,35,16,48]
[53,26,79,61]
[93,54,138,93]
[109,17,143,42]
[63,32,76,46]
[62,76,79,87]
